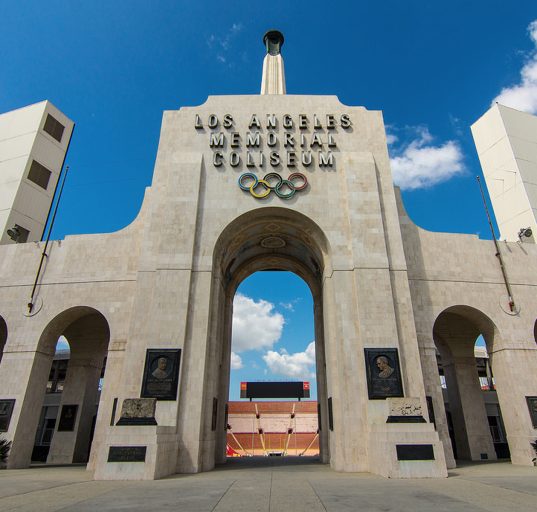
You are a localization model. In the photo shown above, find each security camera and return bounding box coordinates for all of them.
[518,227,533,239]
[6,226,20,242]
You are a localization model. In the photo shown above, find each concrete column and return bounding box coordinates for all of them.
[313,298,330,463]
[442,354,496,461]
[488,347,537,465]
[87,339,126,471]
[47,352,104,464]
[215,286,233,466]
[176,270,213,473]
[323,270,369,472]
[3,349,53,468]
[417,343,456,468]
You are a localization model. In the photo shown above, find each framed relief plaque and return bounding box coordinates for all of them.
[364,348,404,400]
[141,349,181,401]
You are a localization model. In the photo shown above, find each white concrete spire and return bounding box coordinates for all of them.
[260,30,286,95]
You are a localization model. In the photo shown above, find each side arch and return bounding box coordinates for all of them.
[433,305,503,462]
[37,305,110,355]
[8,305,111,468]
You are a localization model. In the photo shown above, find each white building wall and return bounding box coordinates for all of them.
[471,104,537,242]
[0,101,74,244]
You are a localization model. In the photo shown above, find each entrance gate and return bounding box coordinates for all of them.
[6,31,537,481]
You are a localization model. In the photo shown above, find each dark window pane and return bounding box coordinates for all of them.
[27,160,52,190]
[43,114,65,142]
[57,367,67,380]
[42,428,54,444]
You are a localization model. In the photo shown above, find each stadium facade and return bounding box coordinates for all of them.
[0,31,536,480]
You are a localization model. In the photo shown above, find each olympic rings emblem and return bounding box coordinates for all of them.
[238,172,308,199]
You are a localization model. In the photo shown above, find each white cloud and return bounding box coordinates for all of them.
[385,125,399,145]
[232,293,284,352]
[231,23,243,34]
[279,298,301,312]
[207,23,244,64]
[263,342,316,379]
[492,20,537,114]
[390,127,465,190]
[386,133,398,145]
[230,352,243,370]
[279,302,294,311]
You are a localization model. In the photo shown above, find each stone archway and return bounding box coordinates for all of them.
[199,207,332,471]
[433,305,504,462]
[0,315,7,364]
[8,306,110,468]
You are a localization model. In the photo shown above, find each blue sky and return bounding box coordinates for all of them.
[3,2,537,399]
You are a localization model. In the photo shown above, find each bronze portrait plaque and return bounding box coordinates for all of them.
[364,348,404,399]
[0,399,15,432]
[141,349,181,401]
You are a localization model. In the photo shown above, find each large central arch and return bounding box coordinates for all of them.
[200,207,332,470]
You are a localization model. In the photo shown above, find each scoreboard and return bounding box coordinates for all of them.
[240,381,310,399]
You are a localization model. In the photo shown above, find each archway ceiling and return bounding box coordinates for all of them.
[220,219,323,293]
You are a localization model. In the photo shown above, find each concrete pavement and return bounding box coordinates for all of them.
[0,457,536,511]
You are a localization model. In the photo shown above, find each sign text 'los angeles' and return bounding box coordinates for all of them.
[195,113,352,168]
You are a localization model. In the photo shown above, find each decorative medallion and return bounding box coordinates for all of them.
[264,223,281,233]
[260,236,286,249]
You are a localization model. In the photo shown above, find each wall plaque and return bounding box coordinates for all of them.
[364,348,404,400]
[108,446,146,462]
[0,399,15,432]
[141,349,181,401]
[57,404,78,431]
[526,396,537,428]
[386,397,425,423]
[396,444,435,461]
[116,398,157,426]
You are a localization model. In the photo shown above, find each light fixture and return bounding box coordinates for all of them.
[518,227,533,240]
[6,226,21,242]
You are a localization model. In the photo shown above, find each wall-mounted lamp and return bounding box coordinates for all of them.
[518,227,533,240]
[6,226,21,242]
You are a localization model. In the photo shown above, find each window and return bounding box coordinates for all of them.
[34,406,58,446]
[43,114,65,142]
[488,415,506,443]
[28,160,52,190]
[46,359,69,393]
[479,376,490,390]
